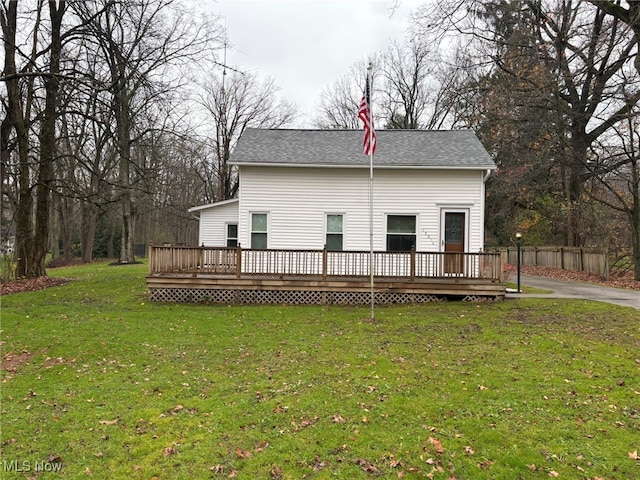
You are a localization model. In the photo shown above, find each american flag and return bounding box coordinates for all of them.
[358,76,376,156]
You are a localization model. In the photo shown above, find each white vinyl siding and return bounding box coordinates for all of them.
[196,200,239,246]
[237,166,486,252]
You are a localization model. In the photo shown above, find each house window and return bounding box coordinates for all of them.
[326,214,343,251]
[226,223,238,247]
[386,215,416,251]
[251,213,268,249]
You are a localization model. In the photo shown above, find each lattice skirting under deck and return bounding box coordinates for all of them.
[148,287,498,305]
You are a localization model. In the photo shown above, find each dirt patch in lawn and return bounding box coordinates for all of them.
[0,277,68,295]
[1,351,33,372]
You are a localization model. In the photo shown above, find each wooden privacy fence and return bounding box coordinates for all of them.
[504,246,609,279]
[148,245,504,281]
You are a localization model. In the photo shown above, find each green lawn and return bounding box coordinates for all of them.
[1,261,639,479]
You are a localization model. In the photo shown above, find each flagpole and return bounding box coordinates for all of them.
[367,63,374,321]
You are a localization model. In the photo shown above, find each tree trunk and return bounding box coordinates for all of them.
[631,131,640,281]
[113,53,135,263]
[80,201,98,263]
[31,1,65,275]
[564,122,591,247]
[2,2,36,277]
[107,219,116,259]
[59,196,74,261]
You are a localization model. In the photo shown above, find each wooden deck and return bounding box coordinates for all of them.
[146,245,506,305]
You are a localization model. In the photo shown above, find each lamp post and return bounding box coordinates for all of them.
[515,232,522,293]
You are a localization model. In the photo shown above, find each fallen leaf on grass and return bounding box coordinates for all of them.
[628,450,638,460]
[464,446,475,455]
[235,447,253,459]
[98,418,119,425]
[332,414,346,423]
[428,436,445,455]
[163,446,175,456]
[354,458,379,475]
[548,471,559,477]
[291,415,319,431]
[477,460,495,470]
[254,440,270,453]
[311,455,328,471]
[270,465,283,479]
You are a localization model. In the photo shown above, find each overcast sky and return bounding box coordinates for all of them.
[198,0,426,127]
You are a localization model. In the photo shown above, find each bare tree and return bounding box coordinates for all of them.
[1,0,67,278]
[74,0,222,263]
[313,42,465,132]
[413,0,639,248]
[196,70,296,202]
[587,100,640,279]
[587,1,640,75]
[380,39,433,129]
[311,60,370,130]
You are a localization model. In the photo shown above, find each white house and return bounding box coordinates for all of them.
[188,128,496,256]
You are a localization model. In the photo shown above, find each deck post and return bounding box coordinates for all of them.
[236,244,242,278]
[148,244,154,275]
[410,246,416,279]
[322,245,328,279]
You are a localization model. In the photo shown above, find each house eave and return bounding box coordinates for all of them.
[188,198,239,214]
[229,162,497,170]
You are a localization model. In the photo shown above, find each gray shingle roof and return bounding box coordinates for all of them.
[229,128,496,169]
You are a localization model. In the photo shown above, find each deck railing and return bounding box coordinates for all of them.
[148,245,504,282]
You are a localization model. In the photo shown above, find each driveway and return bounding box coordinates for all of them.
[506,274,640,310]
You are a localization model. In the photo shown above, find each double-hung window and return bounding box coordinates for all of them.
[386,215,416,251]
[325,214,343,251]
[251,213,268,249]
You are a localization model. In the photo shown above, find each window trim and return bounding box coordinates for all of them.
[250,212,269,249]
[225,223,238,248]
[325,213,345,251]
[385,214,417,252]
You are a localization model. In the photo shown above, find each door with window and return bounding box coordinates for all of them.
[443,212,466,274]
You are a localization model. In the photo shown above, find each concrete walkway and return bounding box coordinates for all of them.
[506,274,640,310]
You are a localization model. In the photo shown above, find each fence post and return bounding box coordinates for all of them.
[236,244,242,278]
